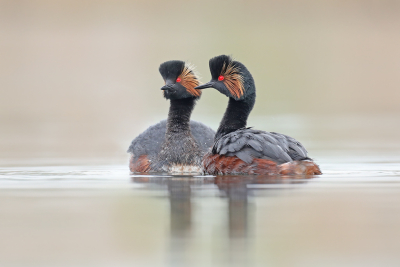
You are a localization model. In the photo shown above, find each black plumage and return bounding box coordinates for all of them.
[127,60,215,173]
[159,60,185,79]
[196,55,318,171]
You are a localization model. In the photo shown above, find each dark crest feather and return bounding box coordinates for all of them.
[159,60,185,80]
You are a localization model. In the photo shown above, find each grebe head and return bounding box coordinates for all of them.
[159,60,201,100]
[195,55,255,100]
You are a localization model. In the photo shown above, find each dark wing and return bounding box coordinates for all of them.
[127,120,167,160]
[189,120,215,153]
[127,120,215,160]
[269,132,309,161]
[212,128,309,164]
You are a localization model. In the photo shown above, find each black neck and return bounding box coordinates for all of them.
[215,95,255,140]
[166,98,196,135]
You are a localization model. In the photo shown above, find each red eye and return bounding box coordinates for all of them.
[218,76,224,81]
[176,77,181,82]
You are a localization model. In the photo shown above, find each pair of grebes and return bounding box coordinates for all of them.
[128,55,321,175]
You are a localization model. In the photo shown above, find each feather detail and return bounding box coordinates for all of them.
[220,61,245,99]
[179,63,201,97]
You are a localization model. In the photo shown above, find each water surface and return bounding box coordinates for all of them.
[1,155,400,267]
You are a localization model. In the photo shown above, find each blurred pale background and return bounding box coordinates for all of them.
[1,2,400,267]
[1,0,400,163]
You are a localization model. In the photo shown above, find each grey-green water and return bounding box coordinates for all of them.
[1,154,400,267]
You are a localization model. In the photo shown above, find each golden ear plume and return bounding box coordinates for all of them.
[179,63,201,97]
[220,61,244,99]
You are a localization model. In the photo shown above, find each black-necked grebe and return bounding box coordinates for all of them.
[128,60,215,173]
[195,55,321,175]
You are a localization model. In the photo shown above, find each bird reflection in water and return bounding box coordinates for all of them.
[131,174,314,265]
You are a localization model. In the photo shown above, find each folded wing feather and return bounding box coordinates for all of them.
[212,128,309,164]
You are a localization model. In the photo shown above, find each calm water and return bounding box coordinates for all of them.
[1,154,400,267]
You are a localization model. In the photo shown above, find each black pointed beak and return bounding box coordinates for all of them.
[161,84,173,90]
[195,82,215,89]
